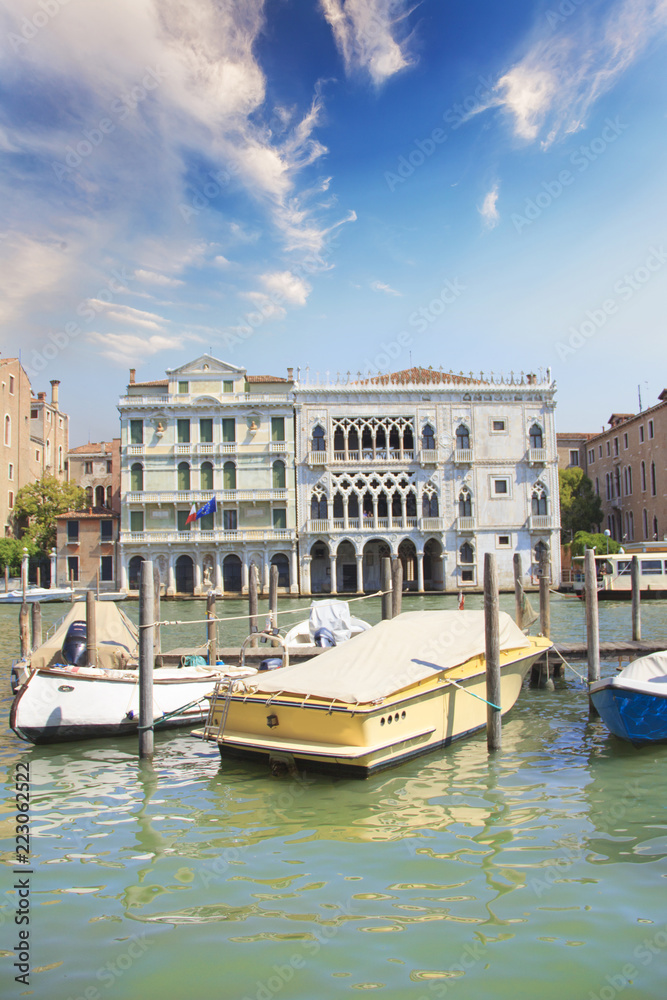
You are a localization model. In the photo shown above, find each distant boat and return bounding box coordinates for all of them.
[195,610,552,777]
[590,652,667,745]
[282,598,371,648]
[571,545,667,599]
[0,586,76,604]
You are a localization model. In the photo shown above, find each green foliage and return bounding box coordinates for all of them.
[559,467,603,536]
[570,531,622,558]
[13,476,86,553]
[0,537,39,573]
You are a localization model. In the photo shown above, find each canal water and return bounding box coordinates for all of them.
[1,594,666,999]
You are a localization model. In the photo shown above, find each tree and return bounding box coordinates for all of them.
[0,537,39,573]
[570,531,622,559]
[559,467,603,537]
[13,476,86,553]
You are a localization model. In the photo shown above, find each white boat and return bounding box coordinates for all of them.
[10,602,254,744]
[0,586,78,604]
[589,652,667,745]
[195,610,552,777]
[282,598,371,648]
[571,545,667,599]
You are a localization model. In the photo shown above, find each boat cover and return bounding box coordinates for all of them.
[250,610,530,704]
[28,602,138,670]
[307,599,354,643]
[617,651,667,683]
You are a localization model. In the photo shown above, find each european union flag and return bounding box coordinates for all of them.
[196,496,217,519]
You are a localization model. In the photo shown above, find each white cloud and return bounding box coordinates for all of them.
[262,270,312,307]
[320,0,415,85]
[135,269,185,287]
[495,0,667,146]
[0,232,71,325]
[87,330,197,365]
[87,300,167,330]
[371,279,401,296]
[212,255,232,268]
[479,184,500,228]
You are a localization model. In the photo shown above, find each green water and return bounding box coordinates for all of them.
[1,596,666,999]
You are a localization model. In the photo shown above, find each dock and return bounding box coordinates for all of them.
[549,640,665,662]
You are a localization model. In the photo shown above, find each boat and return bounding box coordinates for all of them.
[0,586,79,604]
[282,598,371,648]
[9,602,254,744]
[589,652,667,745]
[571,544,667,599]
[195,610,552,777]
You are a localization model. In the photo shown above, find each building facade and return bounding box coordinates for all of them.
[55,508,120,590]
[68,439,121,512]
[118,355,298,595]
[584,392,667,544]
[294,367,560,593]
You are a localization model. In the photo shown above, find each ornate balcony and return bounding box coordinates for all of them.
[454,449,474,464]
[120,528,295,544]
[456,516,475,532]
[528,448,547,464]
[529,515,551,530]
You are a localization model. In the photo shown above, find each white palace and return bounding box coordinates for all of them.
[118,356,560,595]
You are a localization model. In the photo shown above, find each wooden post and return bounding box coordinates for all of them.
[31,601,42,651]
[631,555,641,641]
[513,552,523,629]
[21,547,28,599]
[96,569,100,601]
[70,567,75,602]
[391,557,403,618]
[207,591,217,666]
[86,589,96,668]
[19,602,30,659]
[381,556,392,620]
[585,547,600,714]
[539,548,550,639]
[269,563,279,625]
[5,566,9,593]
[138,559,155,759]
[36,565,41,589]
[484,552,501,752]
[249,562,259,646]
[153,566,162,661]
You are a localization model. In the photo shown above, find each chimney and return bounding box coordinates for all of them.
[287,367,294,381]
[37,391,46,401]
[129,368,136,384]
[50,379,60,407]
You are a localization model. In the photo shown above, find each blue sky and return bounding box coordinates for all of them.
[1,0,666,443]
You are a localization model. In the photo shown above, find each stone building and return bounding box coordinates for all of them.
[55,507,120,590]
[294,366,560,593]
[584,392,667,543]
[118,355,298,595]
[68,439,121,512]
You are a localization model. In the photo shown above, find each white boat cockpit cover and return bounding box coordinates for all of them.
[28,602,139,670]
[308,599,354,644]
[250,610,530,704]
[617,652,667,683]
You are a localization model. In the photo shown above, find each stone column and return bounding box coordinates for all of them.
[262,554,270,593]
[241,555,249,595]
[329,552,337,595]
[356,551,364,593]
[167,555,176,596]
[417,550,425,593]
[120,557,128,593]
[50,547,57,589]
[215,552,223,592]
[194,557,202,595]
[302,554,312,596]
[290,547,299,593]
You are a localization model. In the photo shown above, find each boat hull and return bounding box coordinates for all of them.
[589,681,667,745]
[196,643,550,777]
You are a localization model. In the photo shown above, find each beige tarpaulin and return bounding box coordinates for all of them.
[29,602,138,670]
[250,610,530,705]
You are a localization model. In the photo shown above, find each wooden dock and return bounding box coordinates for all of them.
[544,640,665,662]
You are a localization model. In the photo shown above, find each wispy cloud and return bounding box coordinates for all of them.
[495,0,667,146]
[135,269,185,287]
[88,301,167,331]
[371,279,402,296]
[479,184,499,228]
[320,0,415,85]
[87,331,200,365]
[262,271,311,307]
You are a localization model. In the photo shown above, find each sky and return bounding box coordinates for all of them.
[1,0,666,444]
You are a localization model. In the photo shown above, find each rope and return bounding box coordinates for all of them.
[551,646,587,683]
[138,588,391,629]
[446,677,500,711]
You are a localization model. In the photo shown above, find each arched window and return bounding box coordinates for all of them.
[272,461,286,489]
[106,486,112,508]
[653,516,659,539]
[333,492,344,518]
[651,462,656,496]
[531,484,547,516]
[310,491,327,520]
[422,423,435,450]
[458,487,472,518]
[4,415,10,446]
[459,542,474,564]
[58,446,63,472]
[406,490,417,518]
[605,473,611,500]
[529,423,543,449]
[623,468,628,495]
[95,485,105,507]
[130,463,143,491]
[201,461,213,491]
[223,461,236,490]
[456,425,470,450]
[177,461,190,491]
[422,490,439,518]
[312,425,326,452]
[643,508,648,538]
[85,486,93,506]
[271,553,290,588]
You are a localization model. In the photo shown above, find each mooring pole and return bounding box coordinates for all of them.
[269,563,279,624]
[585,547,600,714]
[50,547,56,589]
[249,562,259,646]
[36,565,41,589]
[139,559,155,759]
[70,568,75,602]
[21,547,28,599]
[513,552,523,629]
[539,548,551,639]
[86,589,97,668]
[484,552,501,752]
[381,556,392,620]
[207,591,217,666]
[19,602,30,659]
[153,565,162,662]
[5,565,9,593]
[391,557,403,618]
[96,569,100,602]
[31,600,42,651]
[631,555,641,641]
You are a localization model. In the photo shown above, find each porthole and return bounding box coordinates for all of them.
[380,717,385,726]
[401,711,406,720]
[394,713,399,723]
[387,715,392,724]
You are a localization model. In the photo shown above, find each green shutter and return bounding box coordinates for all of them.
[222,418,235,443]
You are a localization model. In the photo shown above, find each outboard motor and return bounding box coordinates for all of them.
[259,657,283,671]
[61,621,88,666]
[313,627,336,648]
